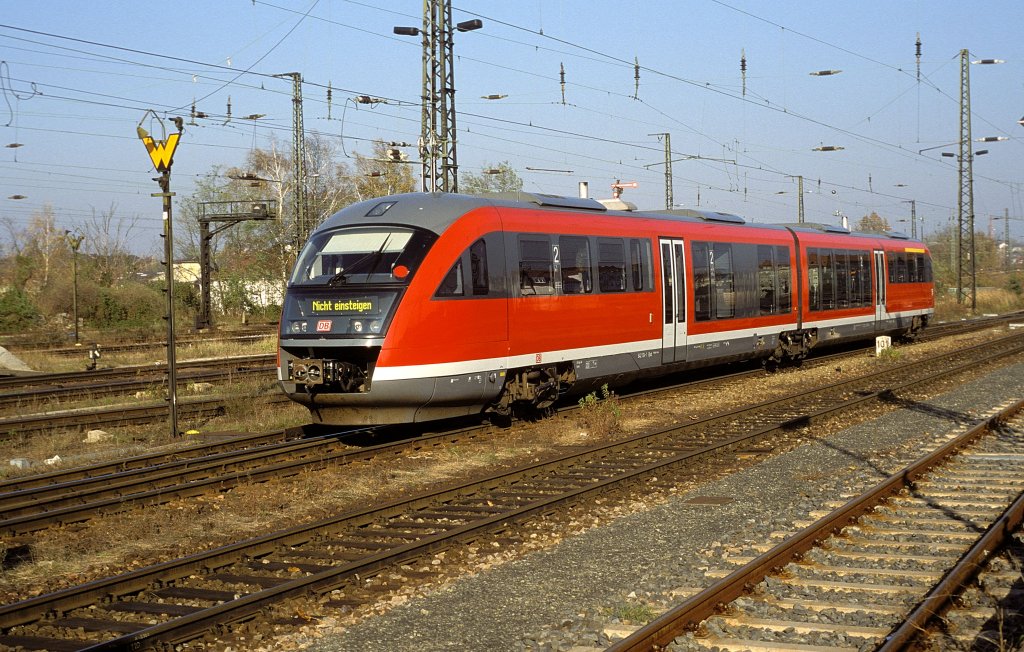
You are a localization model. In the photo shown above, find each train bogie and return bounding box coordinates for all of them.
[278,192,934,425]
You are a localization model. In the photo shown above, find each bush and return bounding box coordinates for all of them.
[88,283,165,329]
[0,289,40,332]
[576,384,621,437]
[1008,275,1023,297]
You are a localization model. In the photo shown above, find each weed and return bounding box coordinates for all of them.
[608,600,657,624]
[576,384,621,437]
[876,346,902,362]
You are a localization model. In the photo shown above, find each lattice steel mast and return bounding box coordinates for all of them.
[276,72,308,246]
[397,1,480,192]
[955,49,975,309]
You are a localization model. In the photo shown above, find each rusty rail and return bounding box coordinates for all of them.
[606,397,1024,652]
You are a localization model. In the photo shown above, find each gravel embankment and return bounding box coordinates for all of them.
[298,362,1024,652]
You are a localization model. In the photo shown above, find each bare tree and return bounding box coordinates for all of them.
[82,202,141,287]
[1,216,33,291]
[305,131,356,227]
[0,205,68,293]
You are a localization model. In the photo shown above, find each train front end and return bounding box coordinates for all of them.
[278,196,445,424]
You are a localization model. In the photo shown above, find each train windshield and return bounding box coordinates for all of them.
[289,226,436,287]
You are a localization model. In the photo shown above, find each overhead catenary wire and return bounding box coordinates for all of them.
[0,6,1018,234]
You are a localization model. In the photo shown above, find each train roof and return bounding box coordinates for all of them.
[774,222,923,243]
[314,192,922,244]
[316,191,765,236]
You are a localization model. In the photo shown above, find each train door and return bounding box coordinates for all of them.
[659,238,687,363]
[873,249,887,323]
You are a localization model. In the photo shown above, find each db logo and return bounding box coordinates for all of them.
[316,320,332,332]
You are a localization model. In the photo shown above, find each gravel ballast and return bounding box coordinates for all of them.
[300,362,1024,652]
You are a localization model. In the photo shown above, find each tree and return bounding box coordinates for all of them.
[82,202,142,287]
[1,206,68,294]
[24,205,65,291]
[305,132,356,226]
[855,211,891,233]
[460,161,524,194]
[352,140,417,201]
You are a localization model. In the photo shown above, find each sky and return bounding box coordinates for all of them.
[1,1,1023,256]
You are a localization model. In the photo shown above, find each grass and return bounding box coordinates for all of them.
[12,335,277,373]
[576,384,622,438]
[933,288,1024,322]
[0,421,550,601]
[876,346,902,362]
[607,600,658,624]
[0,338,301,481]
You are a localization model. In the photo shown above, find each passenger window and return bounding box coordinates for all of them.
[896,253,907,283]
[436,258,464,297]
[470,239,488,295]
[713,243,735,319]
[849,252,864,307]
[775,246,791,314]
[692,242,711,321]
[820,249,835,310]
[559,236,591,294]
[907,254,918,283]
[834,251,849,308]
[598,239,627,292]
[631,239,652,291]
[808,249,821,311]
[519,236,554,295]
[757,245,775,315]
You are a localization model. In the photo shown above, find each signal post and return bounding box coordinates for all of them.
[137,112,183,438]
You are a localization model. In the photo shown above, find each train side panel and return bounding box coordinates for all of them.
[495,207,662,390]
[279,193,936,425]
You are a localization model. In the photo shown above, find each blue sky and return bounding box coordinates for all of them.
[2,1,1022,254]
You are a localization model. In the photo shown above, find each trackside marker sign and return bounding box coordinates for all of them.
[142,132,181,172]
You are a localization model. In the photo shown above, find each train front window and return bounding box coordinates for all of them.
[290,227,436,287]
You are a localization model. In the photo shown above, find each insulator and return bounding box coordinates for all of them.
[560,62,566,105]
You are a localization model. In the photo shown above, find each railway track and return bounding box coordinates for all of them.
[0,356,275,412]
[0,423,473,536]
[0,391,293,439]
[1,330,1023,650]
[0,313,1007,440]
[607,397,1024,652]
[4,329,275,359]
[0,354,274,389]
[3,324,1021,539]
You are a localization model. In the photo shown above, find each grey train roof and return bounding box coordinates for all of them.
[312,191,920,243]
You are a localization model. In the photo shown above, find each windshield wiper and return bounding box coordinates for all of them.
[326,234,392,286]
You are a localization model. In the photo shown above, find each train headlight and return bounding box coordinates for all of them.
[351,320,364,333]
[369,320,382,333]
[289,320,308,334]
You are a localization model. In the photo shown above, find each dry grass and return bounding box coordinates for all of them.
[934,288,1024,322]
[0,425,543,602]
[575,385,623,439]
[0,375,305,483]
[1,324,1020,608]
[11,336,277,374]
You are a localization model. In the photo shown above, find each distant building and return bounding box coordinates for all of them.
[148,261,284,309]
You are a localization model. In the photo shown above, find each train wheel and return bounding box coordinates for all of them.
[516,404,555,421]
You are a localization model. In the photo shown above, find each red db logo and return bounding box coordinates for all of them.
[316,320,332,332]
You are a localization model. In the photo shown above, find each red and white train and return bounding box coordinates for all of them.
[278,191,934,425]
